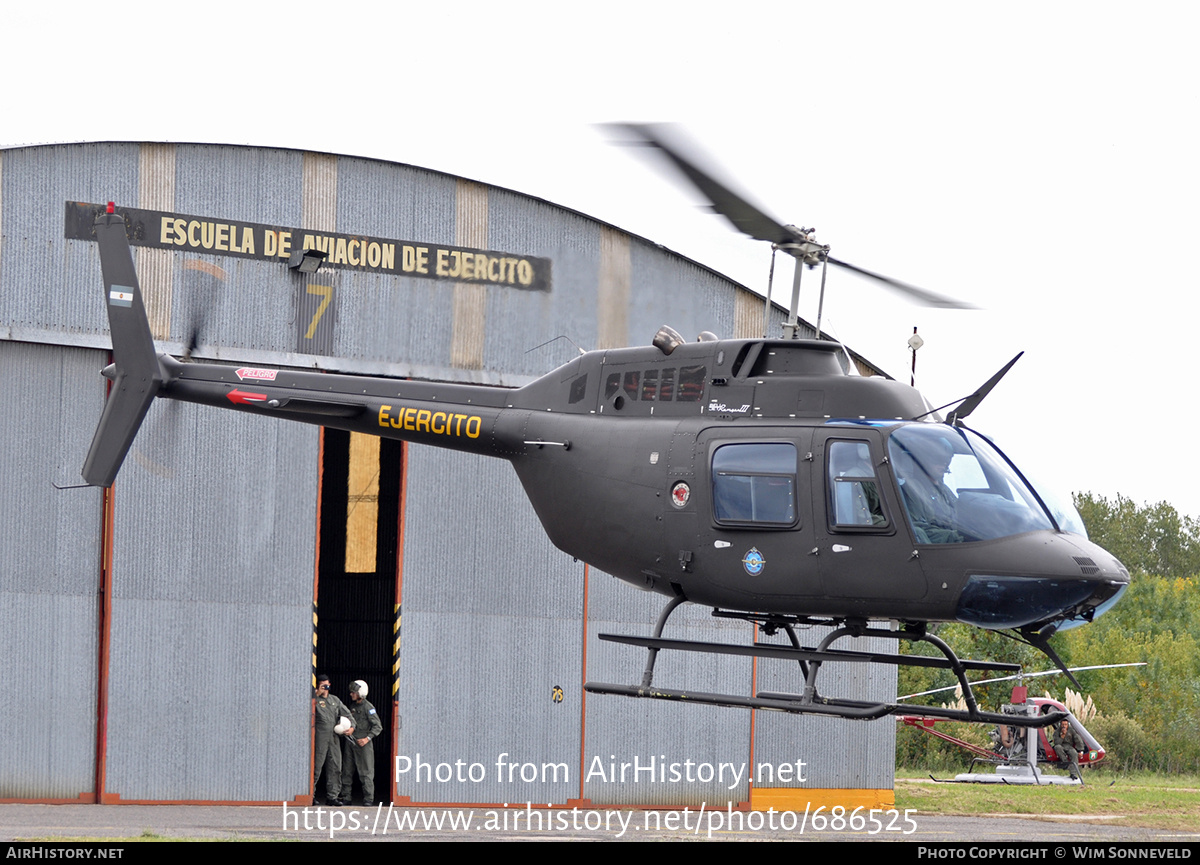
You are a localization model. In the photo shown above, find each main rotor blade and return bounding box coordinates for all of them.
[609,123,802,245]
[610,123,977,310]
[899,662,1147,700]
[826,256,979,310]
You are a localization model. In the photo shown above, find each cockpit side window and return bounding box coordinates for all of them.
[827,440,888,529]
[712,443,797,526]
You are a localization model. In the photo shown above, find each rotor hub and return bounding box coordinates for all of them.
[776,226,829,267]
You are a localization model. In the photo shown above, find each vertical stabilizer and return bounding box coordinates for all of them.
[81,208,165,487]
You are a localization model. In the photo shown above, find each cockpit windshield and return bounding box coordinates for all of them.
[888,425,1054,544]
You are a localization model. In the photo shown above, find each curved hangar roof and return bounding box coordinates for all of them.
[0,141,880,382]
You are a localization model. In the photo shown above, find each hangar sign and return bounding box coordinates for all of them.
[64,201,552,292]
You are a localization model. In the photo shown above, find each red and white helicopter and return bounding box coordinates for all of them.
[899,664,1142,785]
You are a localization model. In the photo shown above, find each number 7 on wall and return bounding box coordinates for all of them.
[304,284,333,340]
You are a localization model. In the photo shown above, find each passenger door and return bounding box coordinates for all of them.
[681,427,823,605]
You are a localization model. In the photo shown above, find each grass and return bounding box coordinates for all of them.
[894,770,1200,830]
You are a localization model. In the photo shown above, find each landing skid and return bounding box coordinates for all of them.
[584,598,1067,726]
[931,764,1081,786]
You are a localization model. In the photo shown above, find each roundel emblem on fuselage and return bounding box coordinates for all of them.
[742,547,766,576]
[670,482,690,508]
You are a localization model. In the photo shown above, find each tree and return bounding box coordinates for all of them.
[1060,574,1200,772]
[1073,493,1200,578]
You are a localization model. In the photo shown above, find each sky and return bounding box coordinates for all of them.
[6,1,1199,518]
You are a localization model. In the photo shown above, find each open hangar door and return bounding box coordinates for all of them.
[313,429,401,804]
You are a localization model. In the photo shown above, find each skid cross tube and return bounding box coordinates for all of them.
[585,600,1063,726]
[802,624,982,716]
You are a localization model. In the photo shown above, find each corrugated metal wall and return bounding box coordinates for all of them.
[0,145,137,347]
[397,447,582,805]
[103,399,318,802]
[0,141,890,804]
[0,342,105,800]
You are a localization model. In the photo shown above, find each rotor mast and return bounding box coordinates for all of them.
[775,226,830,339]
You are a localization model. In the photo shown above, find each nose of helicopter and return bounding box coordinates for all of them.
[956,572,1128,631]
[928,521,1132,632]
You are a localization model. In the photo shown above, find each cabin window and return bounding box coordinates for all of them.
[640,369,659,401]
[678,365,706,402]
[569,374,588,404]
[623,371,640,400]
[604,373,620,400]
[827,440,887,528]
[602,367,692,405]
[712,443,797,526]
[660,368,676,402]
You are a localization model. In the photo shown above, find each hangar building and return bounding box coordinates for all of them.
[0,142,896,809]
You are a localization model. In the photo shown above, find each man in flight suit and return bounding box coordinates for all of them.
[313,674,354,805]
[1052,717,1087,783]
[896,436,962,543]
[340,679,384,806]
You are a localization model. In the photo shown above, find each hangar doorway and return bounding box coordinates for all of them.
[314,428,403,804]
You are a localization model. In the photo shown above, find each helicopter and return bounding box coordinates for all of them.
[897,662,1142,783]
[78,130,1129,730]
[901,689,1106,785]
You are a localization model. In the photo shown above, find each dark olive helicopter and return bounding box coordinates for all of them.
[78,126,1128,730]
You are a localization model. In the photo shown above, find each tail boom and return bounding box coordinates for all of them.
[81,206,525,487]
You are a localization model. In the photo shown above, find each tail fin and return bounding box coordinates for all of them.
[81,208,165,487]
